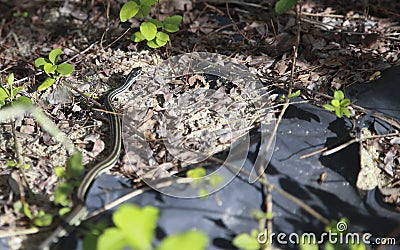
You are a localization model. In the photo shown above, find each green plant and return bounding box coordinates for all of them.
[275,0,297,14]
[34,48,74,91]
[279,89,301,102]
[53,152,84,209]
[13,200,53,227]
[323,90,351,118]
[119,0,182,48]
[88,204,208,250]
[0,73,32,107]
[186,167,224,199]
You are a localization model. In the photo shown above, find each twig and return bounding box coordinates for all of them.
[11,120,33,200]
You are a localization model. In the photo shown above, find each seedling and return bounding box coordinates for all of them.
[34,48,74,91]
[119,0,182,48]
[53,152,84,208]
[13,200,53,227]
[0,73,32,107]
[323,90,351,118]
[186,167,224,199]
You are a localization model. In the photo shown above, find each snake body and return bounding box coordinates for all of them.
[38,67,142,249]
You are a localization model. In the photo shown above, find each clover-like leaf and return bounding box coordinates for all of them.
[335,108,343,118]
[149,18,163,28]
[156,31,169,46]
[331,99,340,107]
[147,39,162,48]
[120,1,139,22]
[49,48,63,64]
[37,77,56,92]
[44,63,57,74]
[323,104,336,112]
[136,5,151,19]
[34,57,48,68]
[98,228,128,250]
[57,63,74,75]
[114,205,159,250]
[340,99,351,107]
[33,211,53,227]
[275,0,297,14]
[187,167,206,179]
[132,31,146,42]
[140,22,157,40]
[342,108,351,118]
[334,90,345,101]
[233,233,260,250]
[157,231,208,250]
[163,15,182,33]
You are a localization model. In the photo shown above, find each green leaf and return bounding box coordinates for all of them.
[156,31,170,46]
[147,39,162,48]
[59,207,71,217]
[157,230,208,250]
[232,233,260,250]
[140,22,157,40]
[140,0,158,5]
[323,104,336,112]
[0,86,9,100]
[335,108,343,118]
[120,1,139,22]
[54,182,73,206]
[288,89,301,99]
[333,90,344,101]
[198,187,208,199]
[33,211,53,227]
[49,48,63,64]
[299,234,318,250]
[149,18,163,28]
[57,63,74,75]
[54,166,65,178]
[340,99,351,107]
[11,96,32,107]
[187,167,206,178]
[132,31,146,42]
[113,204,159,250]
[98,228,128,250]
[11,86,23,97]
[331,99,340,107]
[342,108,351,118]
[7,160,18,167]
[44,63,57,74]
[23,203,33,219]
[34,57,47,68]
[6,73,14,87]
[38,77,56,92]
[65,152,84,179]
[163,15,182,33]
[209,173,223,188]
[275,0,297,14]
[136,5,151,19]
